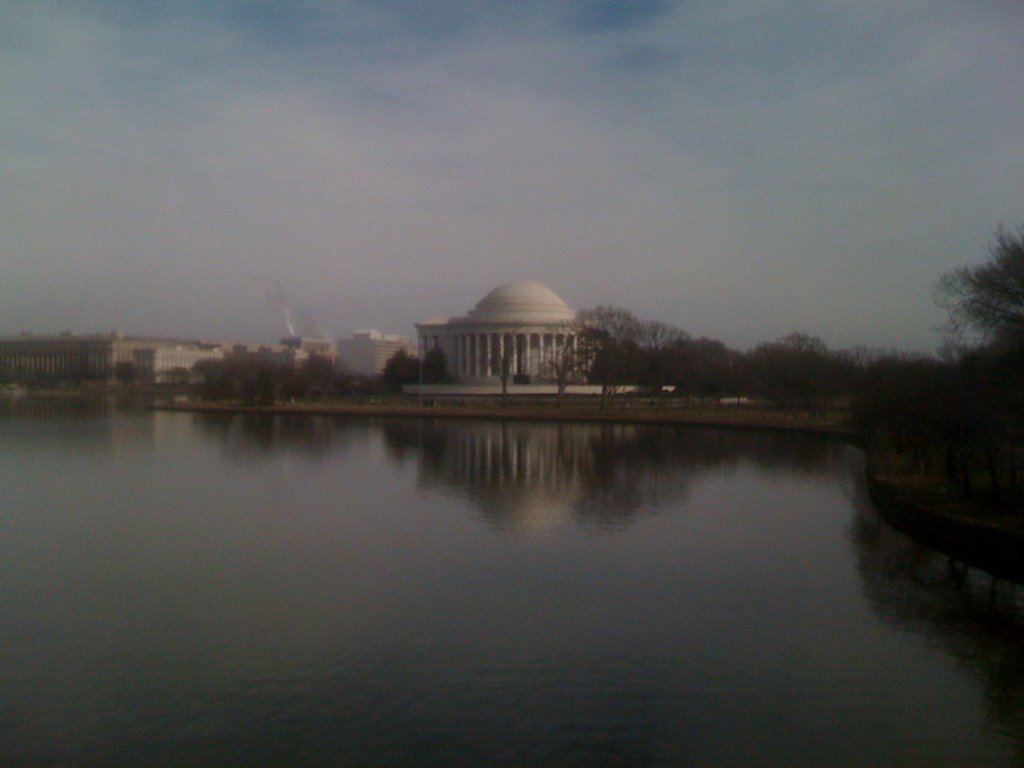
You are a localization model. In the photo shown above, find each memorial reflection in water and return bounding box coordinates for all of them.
[380,418,852,529]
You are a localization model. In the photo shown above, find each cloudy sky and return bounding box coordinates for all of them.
[4,1,1022,352]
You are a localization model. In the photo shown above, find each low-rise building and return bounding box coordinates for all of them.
[132,344,226,383]
[337,330,416,376]
[279,336,338,365]
[219,337,338,372]
[0,332,226,383]
[0,331,346,385]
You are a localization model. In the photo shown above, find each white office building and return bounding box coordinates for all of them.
[337,330,416,376]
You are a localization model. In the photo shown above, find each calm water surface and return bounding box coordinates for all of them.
[2,397,1023,766]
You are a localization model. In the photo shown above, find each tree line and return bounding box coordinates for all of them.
[570,226,1024,508]
[854,225,1024,508]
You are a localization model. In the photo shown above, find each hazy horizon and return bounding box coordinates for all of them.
[4,1,1023,353]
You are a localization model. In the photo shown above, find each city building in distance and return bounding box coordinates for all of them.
[416,281,579,384]
[278,336,337,364]
[132,343,225,383]
[0,332,225,383]
[337,330,416,376]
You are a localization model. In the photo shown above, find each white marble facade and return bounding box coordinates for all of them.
[416,282,579,384]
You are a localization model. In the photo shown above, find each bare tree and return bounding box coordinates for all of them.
[937,224,1024,350]
[577,306,643,409]
[743,332,833,410]
[548,327,585,405]
[636,320,688,401]
[670,337,739,401]
[579,306,642,344]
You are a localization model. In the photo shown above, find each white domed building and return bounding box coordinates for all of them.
[416,281,580,384]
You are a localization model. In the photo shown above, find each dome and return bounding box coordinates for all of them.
[465,281,575,324]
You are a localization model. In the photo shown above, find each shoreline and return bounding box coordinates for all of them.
[866,469,1024,583]
[152,400,856,438]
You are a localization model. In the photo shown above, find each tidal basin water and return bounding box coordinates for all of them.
[2,399,1024,766]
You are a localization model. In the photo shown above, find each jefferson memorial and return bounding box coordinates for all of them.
[416,281,579,384]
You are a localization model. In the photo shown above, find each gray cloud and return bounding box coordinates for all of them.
[2,0,1022,351]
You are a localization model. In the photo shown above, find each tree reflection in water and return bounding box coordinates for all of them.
[851,480,1024,760]
[0,394,153,454]
[192,413,369,461]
